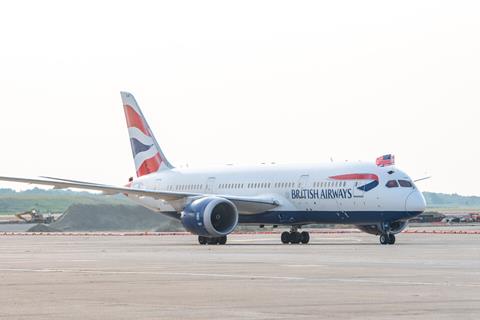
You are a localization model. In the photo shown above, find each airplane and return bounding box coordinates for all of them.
[0,92,426,245]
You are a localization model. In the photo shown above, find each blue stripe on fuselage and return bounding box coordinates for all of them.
[163,210,422,225]
[238,210,422,225]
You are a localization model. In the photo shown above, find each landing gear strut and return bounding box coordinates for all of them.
[198,235,227,245]
[281,226,310,244]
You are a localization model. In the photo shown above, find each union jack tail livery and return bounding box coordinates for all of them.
[121,92,174,177]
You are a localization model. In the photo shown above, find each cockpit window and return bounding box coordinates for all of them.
[386,180,399,188]
[398,180,413,188]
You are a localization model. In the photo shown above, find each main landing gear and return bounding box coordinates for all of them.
[198,235,227,245]
[379,233,395,245]
[281,226,310,244]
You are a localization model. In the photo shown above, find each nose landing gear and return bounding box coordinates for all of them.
[378,222,396,245]
[281,227,310,244]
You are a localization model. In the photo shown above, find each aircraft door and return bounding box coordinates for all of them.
[205,177,216,194]
[298,175,310,189]
[353,181,365,198]
[297,175,311,210]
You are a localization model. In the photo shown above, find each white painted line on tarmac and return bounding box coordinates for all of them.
[323,277,480,288]
[282,264,327,268]
[1,267,479,288]
[0,268,304,281]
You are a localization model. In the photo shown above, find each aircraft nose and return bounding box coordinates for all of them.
[405,190,426,213]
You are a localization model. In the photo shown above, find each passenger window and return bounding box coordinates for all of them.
[398,180,413,188]
[386,180,399,188]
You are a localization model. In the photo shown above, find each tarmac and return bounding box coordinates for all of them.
[0,231,479,319]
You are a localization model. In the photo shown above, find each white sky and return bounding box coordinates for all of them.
[0,1,479,195]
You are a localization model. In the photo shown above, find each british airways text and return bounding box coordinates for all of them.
[291,188,353,200]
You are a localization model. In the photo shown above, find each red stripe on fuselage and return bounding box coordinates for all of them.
[136,153,162,177]
[124,104,149,136]
[329,173,379,181]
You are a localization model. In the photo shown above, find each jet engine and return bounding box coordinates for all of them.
[181,197,239,237]
[356,220,408,235]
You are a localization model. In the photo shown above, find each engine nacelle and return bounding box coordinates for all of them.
[181,197,239,237]
[356,221,408,235]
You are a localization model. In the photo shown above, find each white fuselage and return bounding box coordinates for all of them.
[127,162,426,226]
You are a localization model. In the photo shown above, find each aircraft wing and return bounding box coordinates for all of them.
[0,176,279,214]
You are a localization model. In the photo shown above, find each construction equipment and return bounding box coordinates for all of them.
[15,209,54,224]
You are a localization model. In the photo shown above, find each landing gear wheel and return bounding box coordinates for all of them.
[388,234,396,245]
[198,236,207,245]
[290,232,301,244]
[300,231,310,244]
[379,234,388,245]
[207,237,219,245]
[218,236,227,245]
[281,231,290,244]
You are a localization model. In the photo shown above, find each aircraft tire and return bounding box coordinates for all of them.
[379,234,388,245]
[207,237,219,245]
[281,231,290,244]
[388,234,396,245]
[300,231,310,244]
[198,236,208,245]
[218,236,227,245]
[290,232,301,244]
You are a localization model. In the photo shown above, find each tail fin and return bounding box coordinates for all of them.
[120,92,174,177]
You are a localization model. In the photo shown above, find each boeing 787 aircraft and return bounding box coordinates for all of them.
[0,92,426,245]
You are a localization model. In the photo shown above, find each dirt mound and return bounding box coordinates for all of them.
[27,224,61,232]
[50,204,183,232]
